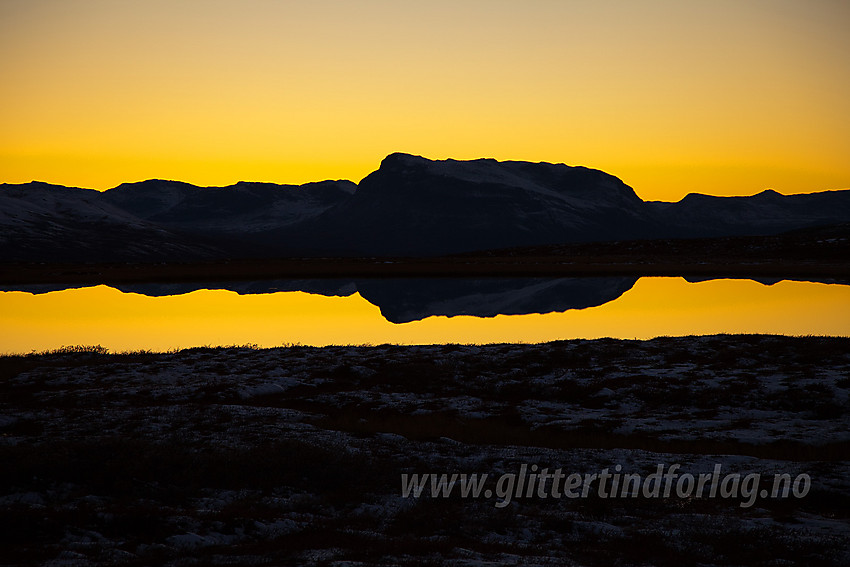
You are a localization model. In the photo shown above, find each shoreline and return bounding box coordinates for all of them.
[2,257,849,286]
[4,332,850,358]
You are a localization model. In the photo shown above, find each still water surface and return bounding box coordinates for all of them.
[1,277,848,353]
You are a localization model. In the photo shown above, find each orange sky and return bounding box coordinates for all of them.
[2,0,849,201]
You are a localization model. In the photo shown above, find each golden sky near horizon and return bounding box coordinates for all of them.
[1,0,849,201]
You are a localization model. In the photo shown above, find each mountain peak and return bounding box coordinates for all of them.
[379,152,430,170]
[372,153,641,209]
[753,188,784,200]
[111,179,198,192]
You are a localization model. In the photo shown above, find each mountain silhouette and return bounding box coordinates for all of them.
[281,153,665,255]
[353,276,638,323]
[648,189,850,238]
[2,277,639,323]
[103,179,355,233]
[2,154,849,261]
[3,273,844,323]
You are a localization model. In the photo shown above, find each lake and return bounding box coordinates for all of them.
[1,276,848,353]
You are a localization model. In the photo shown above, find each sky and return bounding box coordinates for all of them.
[1,0,849,201]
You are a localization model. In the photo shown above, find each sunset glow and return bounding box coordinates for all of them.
[2,0,849,200]
[2,278,848,353]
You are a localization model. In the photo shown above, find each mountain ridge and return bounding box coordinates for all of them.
[2,153,850,261]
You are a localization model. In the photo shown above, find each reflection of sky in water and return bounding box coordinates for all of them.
[1,277,849,353]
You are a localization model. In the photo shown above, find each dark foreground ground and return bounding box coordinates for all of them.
[1,335,849,566]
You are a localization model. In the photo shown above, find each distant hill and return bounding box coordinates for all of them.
[2,154,849,261]
[102,179,355,233]
[648,189,850,238]
[282,153,666,255]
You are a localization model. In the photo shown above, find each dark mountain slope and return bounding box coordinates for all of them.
[650,189,850,238]
[284,153,665,255]
[2,155,850,261]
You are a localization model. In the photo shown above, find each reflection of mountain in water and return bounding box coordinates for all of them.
[353,278,637,323]
[3,278,639,323]
[116,278,639,323]
[114,280,358,298]
[681,276,849,286]
[8,276,845,324]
